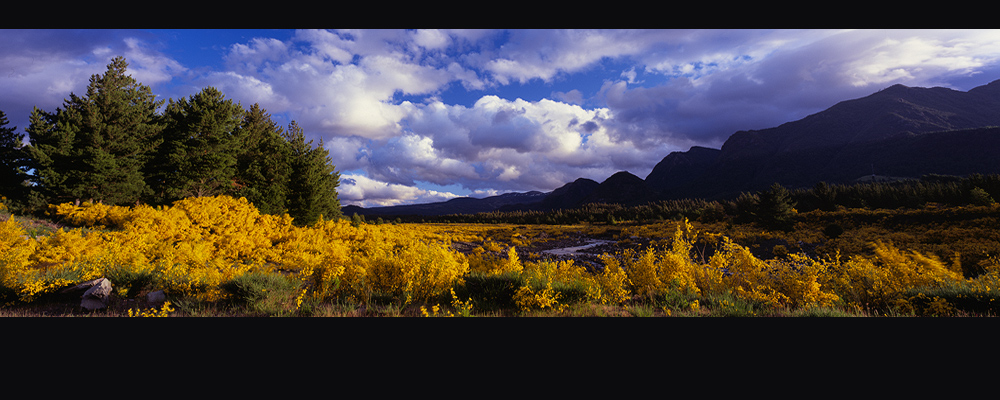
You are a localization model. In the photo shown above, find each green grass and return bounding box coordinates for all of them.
[897,281,1000,317]
[219,272,305,316]
[455,271,523,313]
[105,265,158,298]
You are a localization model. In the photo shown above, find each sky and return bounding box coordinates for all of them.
[3,29,1000,207]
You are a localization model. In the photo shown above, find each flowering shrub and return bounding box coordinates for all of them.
[0,196,469,304]
[128,301,175,317]
[513,260,566,312]
[2,197,993,316]
[594,255,631,305]
[818,242,964,310]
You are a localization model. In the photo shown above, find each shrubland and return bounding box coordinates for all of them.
[3,194,999,317]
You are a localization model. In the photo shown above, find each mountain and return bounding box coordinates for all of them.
[342,191,548,217]
[644,146,720,195]
[650,80,1000,199]
[342,80,1000,217]
[721,81,1000,159]
[529,177,599,211]
[580,171,653,206]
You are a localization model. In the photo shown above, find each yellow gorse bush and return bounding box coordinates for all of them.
[128,301,175,317]
[1,199,989,315]
[817,242,965,310]
[514,260,567,312]
[604,219,843,309]
[0,196,469,304]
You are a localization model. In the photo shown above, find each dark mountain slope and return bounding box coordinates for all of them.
[655,79,1000,199]
[580,171,654,206]
[342,80,1000,216]
[531,177,600,211]
[644,146,720,195]
[720,81,1000,161]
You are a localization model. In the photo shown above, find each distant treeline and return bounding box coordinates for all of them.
[790,173,1000,211]
[0,57,341,226]
[391,173,1000,227]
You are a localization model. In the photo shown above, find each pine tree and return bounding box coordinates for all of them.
[231,103,292,215]
[812,181,838,211]
[153,86,245,201]
[23,56,164,205]
[0,110,29,203]
[757,182,797,230]
[23,107,67,205]
[283,121,342,226]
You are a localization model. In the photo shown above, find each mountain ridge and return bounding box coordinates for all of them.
[343,79,1000,217]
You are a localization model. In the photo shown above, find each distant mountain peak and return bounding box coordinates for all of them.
[346,79,1000,215]
[580,170,652,206]
[650,79,1000,199]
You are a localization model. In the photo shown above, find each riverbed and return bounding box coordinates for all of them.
[539,239,616,256]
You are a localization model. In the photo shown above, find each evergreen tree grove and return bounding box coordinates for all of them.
[0,109,28,204]
[24,56,164,205]
[153,86,245,202]
[17,56,344,219]
[231,103,293,215]
[283,121,342,226]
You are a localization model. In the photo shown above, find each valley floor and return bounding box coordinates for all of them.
[3,199,1000,317]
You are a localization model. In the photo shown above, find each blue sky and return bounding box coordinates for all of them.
[3,29,1000,207]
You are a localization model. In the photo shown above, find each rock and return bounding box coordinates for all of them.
[80,278,112,310]
[147,290,166,304]
[61,277,106,295]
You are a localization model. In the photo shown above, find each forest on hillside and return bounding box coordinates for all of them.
[0,56,341,226]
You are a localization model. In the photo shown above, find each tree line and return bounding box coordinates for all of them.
[0,56,341,226]
[401,174,1000,228]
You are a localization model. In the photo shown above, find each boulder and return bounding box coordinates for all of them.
[146,290,166,304]
[61,277,105,295]
[79,278,112,310]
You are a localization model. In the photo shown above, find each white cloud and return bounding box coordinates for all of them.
[319,90,676,201]
[409,29,451,51]
[338,173,460,207]
[321,135,370,171]
[8,29,1000,208]
[205,71,291,110]
[216,30,458,140]
[0,30,187,130]
[225,37,291,72]
[122,37,187,86]
[841,30,1000,87]
[479,30,650,85]
[394,95,672,192]
[364,133,479,187]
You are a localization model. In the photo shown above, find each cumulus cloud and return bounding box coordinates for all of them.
[372,95,671,192]
[6,29,1000,207]
[216,29,462,141]
[593,29,1000,149]
[120,37,187,86]
[364,133,479,187]
[317,90,676,199]
[0,29,185,131]
[338,173,460,207]
[479,30,650,85]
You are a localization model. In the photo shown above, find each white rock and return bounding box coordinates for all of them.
[80,278,112,310]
